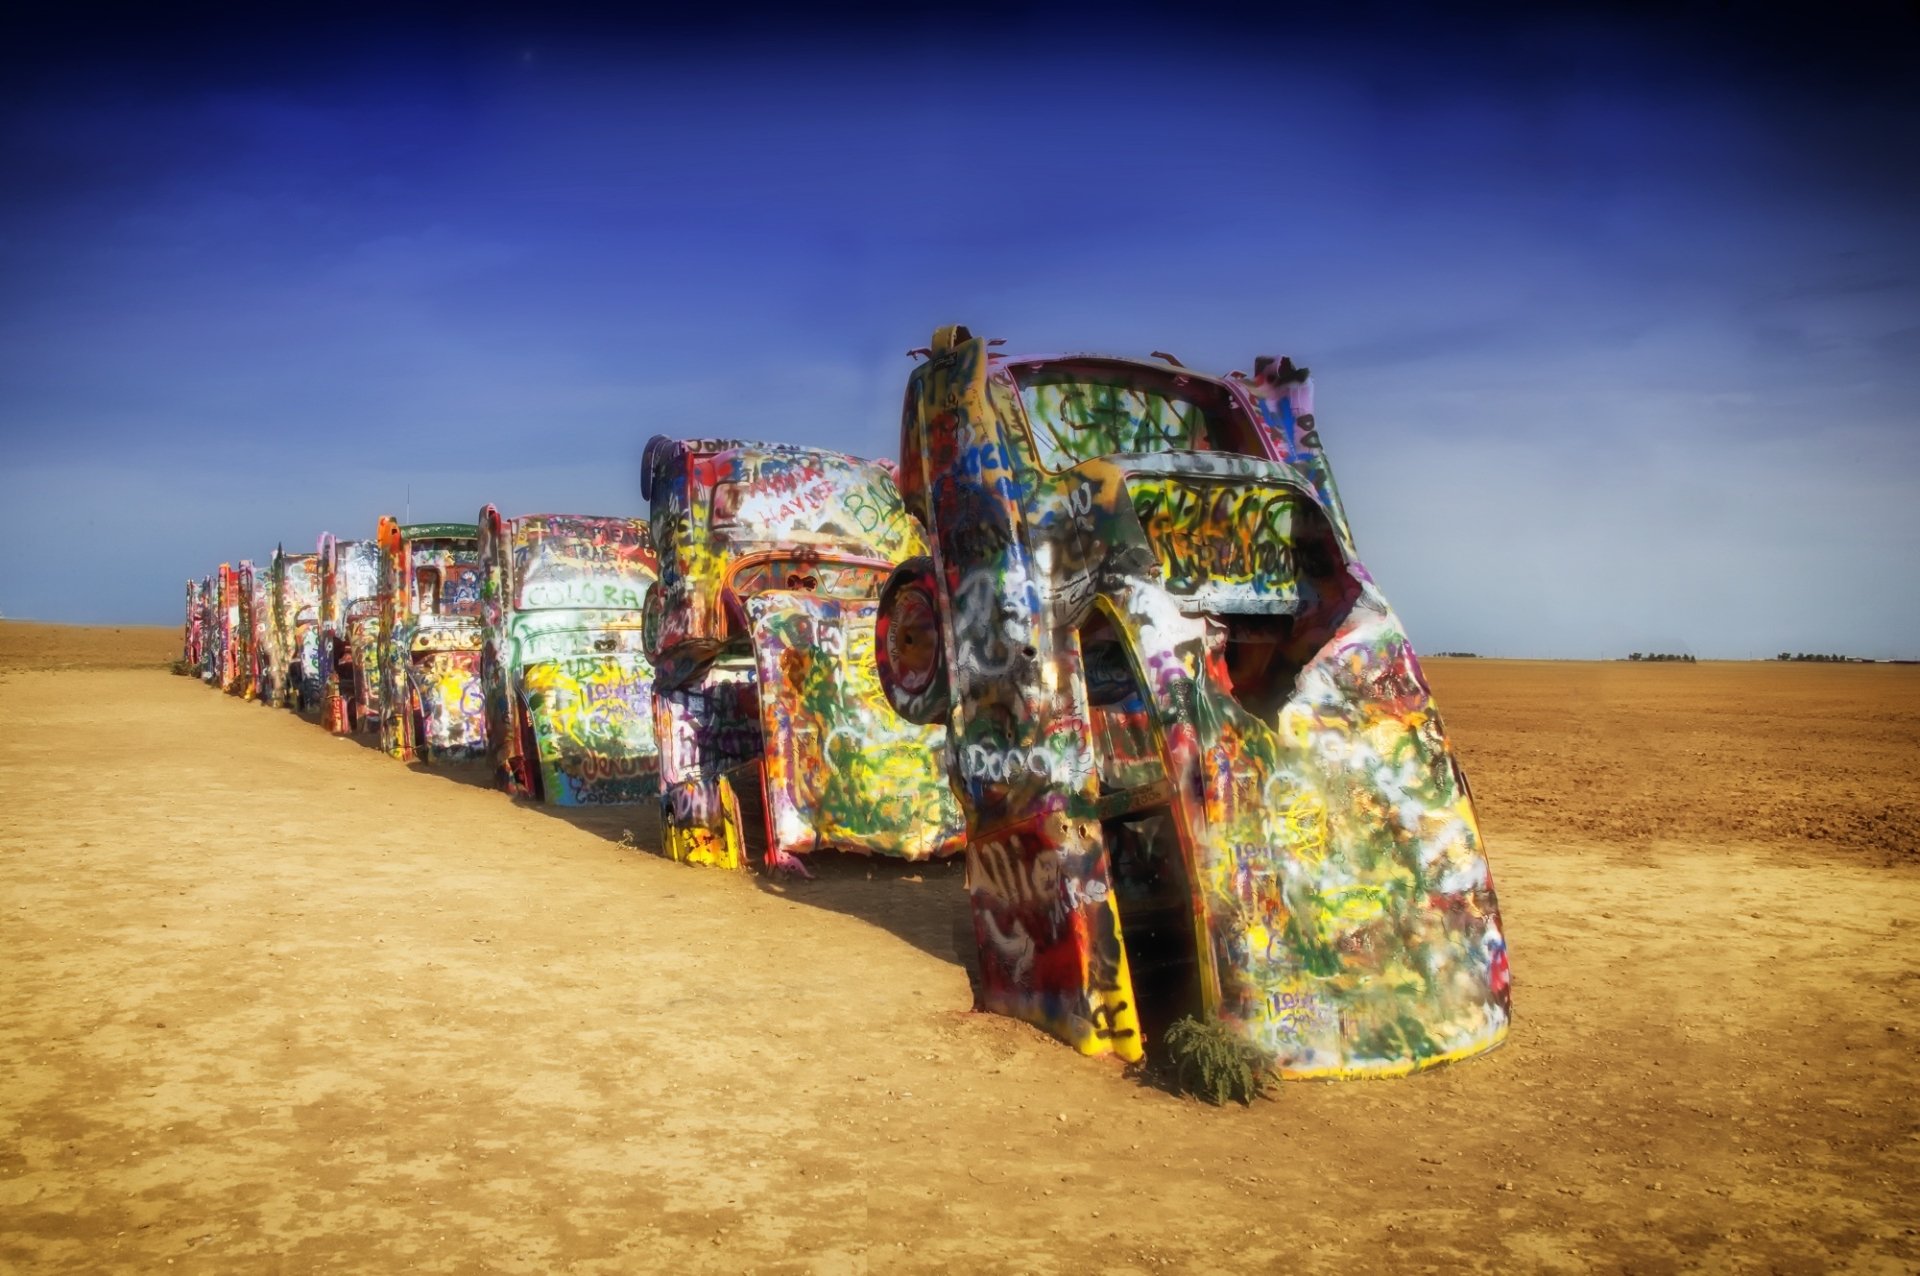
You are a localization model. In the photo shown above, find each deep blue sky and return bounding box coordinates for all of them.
[2,3,1916,657]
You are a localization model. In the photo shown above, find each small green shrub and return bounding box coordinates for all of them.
[169,658,195,676]
[1163,1016,1271,1106]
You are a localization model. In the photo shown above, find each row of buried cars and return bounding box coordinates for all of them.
[179,329,1511,1082]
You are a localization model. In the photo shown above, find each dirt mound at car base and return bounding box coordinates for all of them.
[1,638,1915,1272]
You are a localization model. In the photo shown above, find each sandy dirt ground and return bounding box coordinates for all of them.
[1,621,1915,1273]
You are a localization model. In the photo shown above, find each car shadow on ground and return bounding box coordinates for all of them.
[401,756,497,791]
[339,739,984,995]
[752,852,982,995]
[323,727,498,791]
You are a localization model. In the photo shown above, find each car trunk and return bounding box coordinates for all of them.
[744,592,966,861]
[516,621,659,805]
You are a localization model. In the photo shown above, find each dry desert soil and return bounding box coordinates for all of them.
[1,620,1916,1273]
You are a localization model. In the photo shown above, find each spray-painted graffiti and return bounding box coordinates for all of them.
[269,548,323,711]
[182,578,206,672]
[413,648,486,754]
[1129,478,1302,612]
[1020,378,1216,469]
[247,565,273,702]
[873,328,1509,1080]
[318,535,382,734]
[203,571,228,684]
[640,436,965,874]
[967,821,1142,1052]
[376,518,488,764]
[749,593,965,861]
[217,561,255,696]
[478,509,660,805]
[519,655,656,803]
[652,662,761,868]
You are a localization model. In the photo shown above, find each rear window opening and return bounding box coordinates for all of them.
[1215,512,1362,721]
[414,568,442,614]
[1218,613,1297,722]
[728,558,892,604]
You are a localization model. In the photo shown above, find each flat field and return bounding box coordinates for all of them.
[1,621,1915,1273]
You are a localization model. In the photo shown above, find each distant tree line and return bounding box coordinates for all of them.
[1433,651,1480,658]
[1627,652,1695,662]
[1774,652,1873,663]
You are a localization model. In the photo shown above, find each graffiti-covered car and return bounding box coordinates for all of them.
[376,517,487,763]
[218,561,256,695]
[478,510,660,804]
[639,437,965,874]
[873,326,1509,1079]
[269,546,324,712]
[318,534,383,733]
[207,567,232,685]
[183,578,206,672]
[196,574,219,682]
[247,563,274,702]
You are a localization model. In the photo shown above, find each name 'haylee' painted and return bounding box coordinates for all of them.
[521,578,649,611]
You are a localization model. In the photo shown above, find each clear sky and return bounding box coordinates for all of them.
[2,3,1915,657]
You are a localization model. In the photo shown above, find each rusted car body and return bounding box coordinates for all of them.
[269,547,324,711]
[317,534,383,733]
[376,518,487,763]
[639,437,965,873]
[478,510,660,804]
[872,327,1509,1079]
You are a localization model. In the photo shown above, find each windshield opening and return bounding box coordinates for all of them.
[1013,364,1263,472]
[409,538,481,617]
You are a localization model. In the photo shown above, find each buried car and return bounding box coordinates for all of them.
[182,578,206,672]
[317,533,383,733]
[268,546,324,712]
[478,510,660,805]
[639,436,965,873]
[217,561,256,695]
[872,327,1509,1079]
[196,573,220,683]
[207,567,233,685]
[375,517,487,762]
[247,563,274,702]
